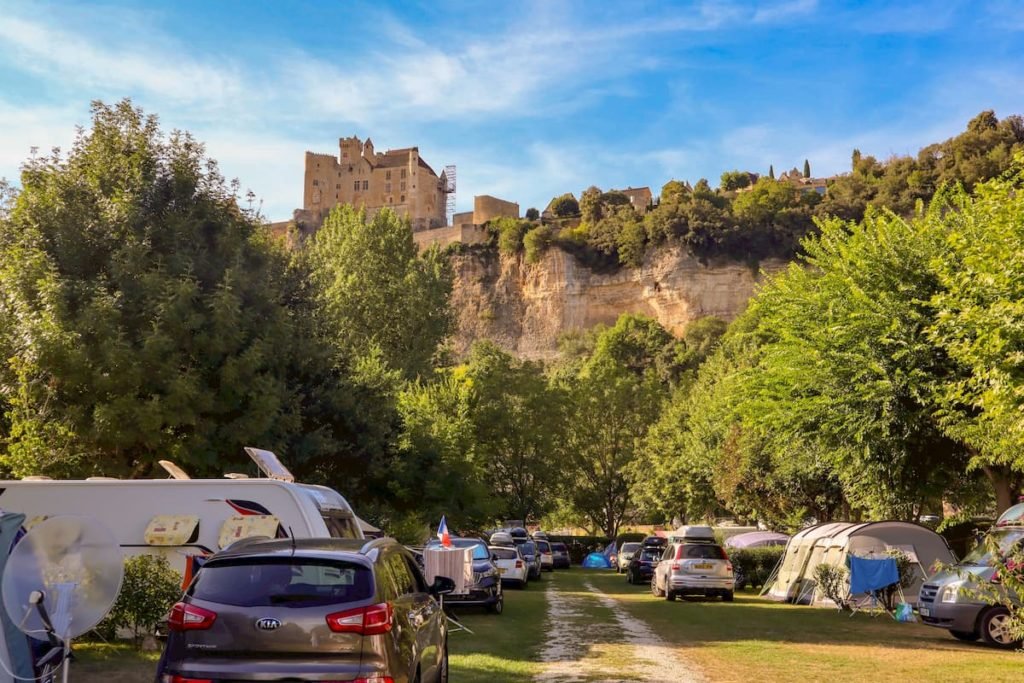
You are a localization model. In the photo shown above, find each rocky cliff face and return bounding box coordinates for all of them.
[449,246,787,360]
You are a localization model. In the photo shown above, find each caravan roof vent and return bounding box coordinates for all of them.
[224,473,250,479]
[158,460,191,480]
[21,476,52,481]
[85,477,120,481]
[243,447,295,483]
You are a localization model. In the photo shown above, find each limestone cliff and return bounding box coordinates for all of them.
[449,245,787,360]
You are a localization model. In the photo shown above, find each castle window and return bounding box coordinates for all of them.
[348,166,353,172]
[386,170,392,180]
[362,180,369,190]
[353,181,359,191]
[385,182,392,192]
[401,169,407,179]
[400,181,406,191]
[400,195,405,202]
[312,180,318,186]
[336,184,340,190]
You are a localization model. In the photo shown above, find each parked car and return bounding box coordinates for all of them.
[424,536,504,613]
[626,545,663,585]
[641,536,667,550]
[652,537,734,601]
[157,537,452,682]
[536,539,555,572]
[918,503,1024,648]
[491,545,529,588]
[520,540,543,580]
[616,542,642,573]
[532,530,549,541]
[551,542,571,569]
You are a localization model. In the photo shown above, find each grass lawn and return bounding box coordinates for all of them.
[585,570,1024,683]
[74,641,160,681]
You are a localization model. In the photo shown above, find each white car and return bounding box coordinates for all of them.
[535,539,555,571]
[491,545,529,588]
[652,539,734,602]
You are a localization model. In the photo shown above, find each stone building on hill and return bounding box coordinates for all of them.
[614,186,653,215]
[295,135,450,233]
[413,194,520,251]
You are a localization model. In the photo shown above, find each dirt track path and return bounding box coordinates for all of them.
[534,575,704,683]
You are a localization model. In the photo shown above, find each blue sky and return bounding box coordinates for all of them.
[1,0,1022,221]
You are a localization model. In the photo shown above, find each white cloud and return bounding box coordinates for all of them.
[0,16,245,108]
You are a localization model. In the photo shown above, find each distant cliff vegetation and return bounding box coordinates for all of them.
[478,110,1024,269]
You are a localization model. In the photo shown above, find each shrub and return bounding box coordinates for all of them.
[878,549,916,611]
[549,194,580,218]
[813,562,849,611]
[492,217,529,255]
[525,207,540,221]
[103,554,183,641]
[523,225,554,263]
[728,546,785,589]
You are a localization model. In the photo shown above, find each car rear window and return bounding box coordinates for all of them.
[676,544,727,560]
[491,547,519,560]
[522,542,536,555]
[621,543,641,552]
[640,548,662,561]
[552,543,567,551]
[536,541,551,552]
[190,558,373,607]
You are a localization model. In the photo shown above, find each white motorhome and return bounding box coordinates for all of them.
[0,448,364,582]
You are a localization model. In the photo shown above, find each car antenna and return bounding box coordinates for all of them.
[288,526,296,556]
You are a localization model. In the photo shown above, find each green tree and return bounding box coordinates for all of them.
[0,100,305,477]
[305,205,454,380]
[928,158,1024,511]
[549,193,580,218]
[525,207,540,221]
[523,225,555,264]
[579,186,603,223]
[769,164,775,180]
[803,159,811,178]
[720,170,755,191]
[464,342,566,523]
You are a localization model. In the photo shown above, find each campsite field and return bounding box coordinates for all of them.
[78,570,1023,682]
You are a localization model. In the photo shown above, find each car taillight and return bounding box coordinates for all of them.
[167,602,217,631]
[166,676,214,683]
[326,602,393,635]
[515,560,523,568]
[671,562,682,571]
[351,677,396,683]
[725,561,733,573]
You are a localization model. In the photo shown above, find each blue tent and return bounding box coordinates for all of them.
[582,552,612,569]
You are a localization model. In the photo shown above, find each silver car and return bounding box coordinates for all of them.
[652,541,734,601]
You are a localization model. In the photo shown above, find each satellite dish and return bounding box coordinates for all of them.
[2,516,124,681]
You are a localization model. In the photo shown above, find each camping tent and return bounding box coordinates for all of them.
[764,521,955,606]
[724,531,790,548]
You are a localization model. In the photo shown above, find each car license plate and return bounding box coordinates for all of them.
[919,607,930,617]
[693,563,713,571]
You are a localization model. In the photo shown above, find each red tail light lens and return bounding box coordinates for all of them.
[725,561,733,573]
[671,562,682,571]
[167,602,217,631]
[168,676,214,683]
[326,602,393,635]
[351,677,396,683]
[515,560,523,568]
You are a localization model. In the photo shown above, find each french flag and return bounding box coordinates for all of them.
[437,516,452,547]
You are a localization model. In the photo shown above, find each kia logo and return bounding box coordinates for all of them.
[255,617,281,631]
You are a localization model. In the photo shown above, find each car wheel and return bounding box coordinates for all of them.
[722,590,734,602]
[666,590,676,601]
[979,606,1019,648]
[488,596,504,615]
[949,629,979,642]
[651,576,663,598]
[437,643,449,683]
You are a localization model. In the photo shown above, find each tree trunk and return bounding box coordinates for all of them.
[981,465,1018,515]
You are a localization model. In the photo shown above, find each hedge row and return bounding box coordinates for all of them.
[727,546,785,589]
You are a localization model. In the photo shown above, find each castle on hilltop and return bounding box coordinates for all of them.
[294,135,450,233]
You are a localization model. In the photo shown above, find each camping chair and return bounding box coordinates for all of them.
[846,555,900,618]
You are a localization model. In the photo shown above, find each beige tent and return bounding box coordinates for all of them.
[765,521,955,606]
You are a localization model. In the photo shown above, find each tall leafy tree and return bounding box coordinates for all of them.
[0,100,303,477]
[305,205,454,380]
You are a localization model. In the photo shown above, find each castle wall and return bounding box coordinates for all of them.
[474,195,520,224]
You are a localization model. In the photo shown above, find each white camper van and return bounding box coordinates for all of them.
[0,448,363,582]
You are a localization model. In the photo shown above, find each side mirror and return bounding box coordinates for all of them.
[430,576,456,596]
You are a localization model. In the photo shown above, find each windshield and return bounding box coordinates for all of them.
[426,538,490,560]
[522,542,536,555]
[190,558,372,607]
[491,547,519,560]
[961,530,1024,566]
[640,548,662,561]
[621,543,641,553]
[537,541,551,552]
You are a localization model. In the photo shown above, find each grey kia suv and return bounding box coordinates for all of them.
[157,537,453,682]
